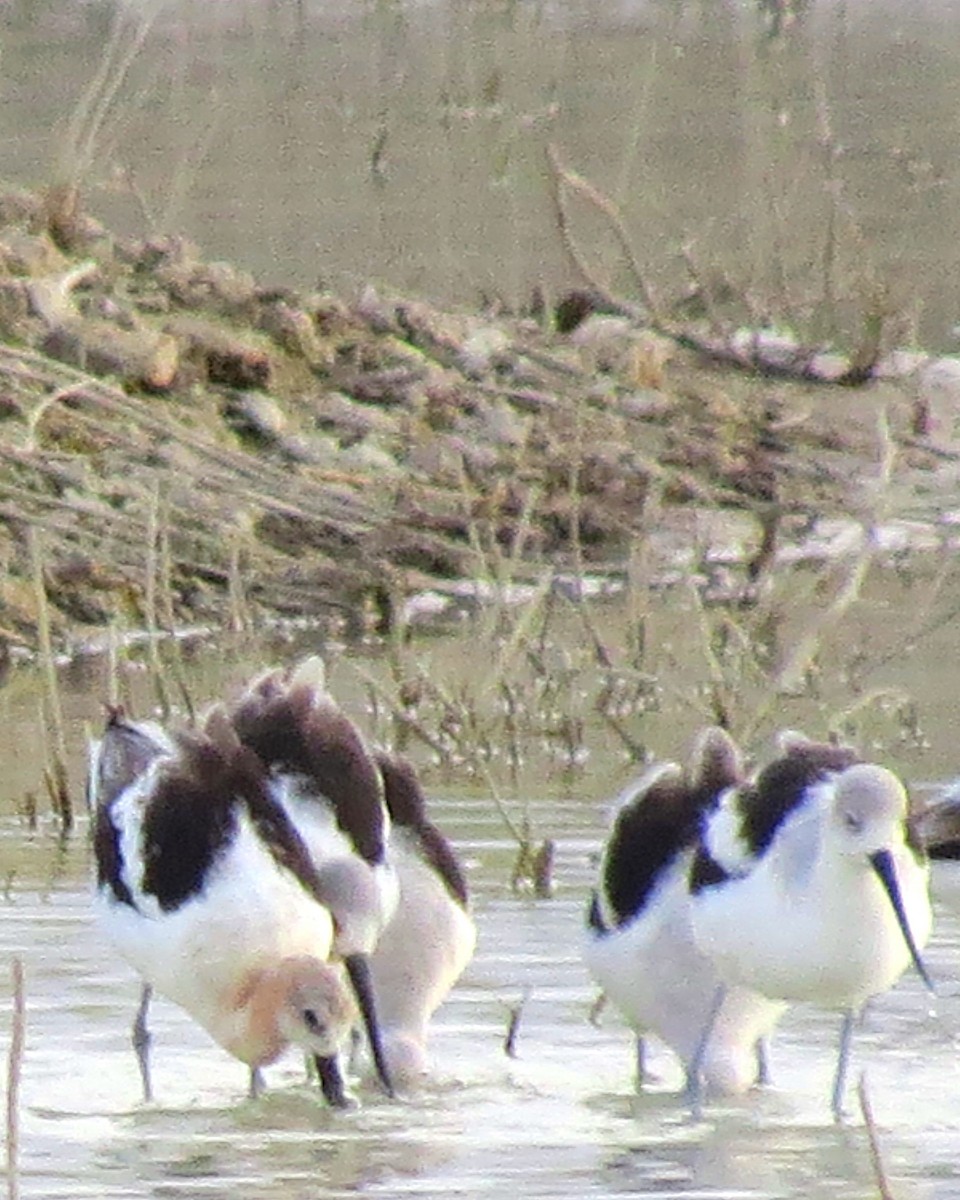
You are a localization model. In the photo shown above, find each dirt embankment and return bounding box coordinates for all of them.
[0,185,952,653]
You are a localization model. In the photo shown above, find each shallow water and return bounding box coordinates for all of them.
[4,0,960,349]
[6,810,960,1200]
[2,626,960,1199]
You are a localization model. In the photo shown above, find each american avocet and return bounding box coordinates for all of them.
[583,728,786,1096]
[91,708,358,1104]
[225,656,400,1099]
[688,733,933,1120]
[913,779,960,860]
[364,751,476,1087]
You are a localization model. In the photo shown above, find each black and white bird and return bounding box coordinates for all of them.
[366,752,476,1087]
[91,707,359,1104]
[224,656,400,1101]
[584,727,786,1096]
[688,732,933,1120]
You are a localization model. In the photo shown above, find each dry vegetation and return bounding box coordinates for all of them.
[0,178,951,657]
[4,173,960,869]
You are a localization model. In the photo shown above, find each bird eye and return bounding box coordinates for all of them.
[843,812,863,833]
[303,1008,324,1035]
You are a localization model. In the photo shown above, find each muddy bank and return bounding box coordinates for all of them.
[0,184,956,653]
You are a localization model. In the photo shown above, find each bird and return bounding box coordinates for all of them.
[911,777,960,861]
[583,727,786,1097]
[688,732,933,1120]
[364,751,476,1087]
[91,705,359,1105]
[224,656,400,1100]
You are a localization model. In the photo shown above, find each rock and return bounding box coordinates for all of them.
[41,319,180,391]
[405,433,469,483]
[614,390,674,421]
[276,432,339,465]
[157,257,257,314]
[257,299,332,367]
[166,315,271,389]
[222,391,289,442]
[0,189,43,229]
[340,367,425,407]
[312,390,397,443]
[339,439,403,475]
[504,388,556,414]
[353,285,401,334]
[459,326,511,377]
[130,234,201,272]
[0,231,67,277]
[570,317,672,386]
[468,396,529,447]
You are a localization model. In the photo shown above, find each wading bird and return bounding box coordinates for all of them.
[584,727,786,1096]
[688,733,933,1120]
[225,657,400,1101]
[91,708,358,1104]
[366,751,476,1086]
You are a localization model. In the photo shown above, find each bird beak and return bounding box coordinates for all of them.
[869,849,934,993]
[344,953,395,1098]
[313,1054,350,1108]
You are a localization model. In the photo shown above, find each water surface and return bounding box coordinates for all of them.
[2,626,960,1198]
[4,0,960,348]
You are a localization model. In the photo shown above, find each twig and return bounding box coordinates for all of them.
[59,7,157,181]
[504,988,531,1058]
[532,839,556,899]
[6,959,25,1200]
[30,531,73,830]
[144,481,171,723]
[588,991,607,1027]
[857,1074,896,1200]
[545,144,659,319]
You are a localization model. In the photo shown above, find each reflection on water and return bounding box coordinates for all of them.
[3,1,960,348]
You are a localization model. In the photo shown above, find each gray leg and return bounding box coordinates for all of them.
[634,1036,647,1092]
[831,1010,856,1122]
[249,1068,265,1099]
[684,984,727,1117]
[347,1025,363,1074]
[755,1037,772,1086]
[132,982,153,1103]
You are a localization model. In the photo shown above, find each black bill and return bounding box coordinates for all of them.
[314,1054,350,1108]
[870,848,934,993]
[344,952,395,1098]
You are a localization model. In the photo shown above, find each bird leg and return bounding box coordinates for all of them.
[249,1068,265,1099]
[635,1036,648,1092]
[831,1009,856,1122]
[132,982,154,1103]
[755,1037,772,1086]
[684,983,727,1117]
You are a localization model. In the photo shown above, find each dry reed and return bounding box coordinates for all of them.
[5,959,25,1200]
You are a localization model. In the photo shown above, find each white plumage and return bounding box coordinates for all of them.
[584,729,785,1096]
[368,754,477,1086]
[91,710,357,1101]
[689,736,933,1118]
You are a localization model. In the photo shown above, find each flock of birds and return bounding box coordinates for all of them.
[87,655,960,1120]
[89,656,476,1106]
[585,726,958,1119]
